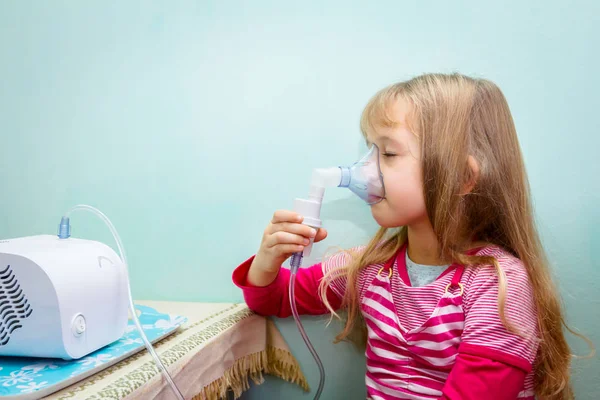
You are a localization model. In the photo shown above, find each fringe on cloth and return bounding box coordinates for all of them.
[191,346,310,400]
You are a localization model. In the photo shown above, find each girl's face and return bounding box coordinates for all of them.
[367,98,427,228]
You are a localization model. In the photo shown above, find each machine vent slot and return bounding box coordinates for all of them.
[0,265,33,347]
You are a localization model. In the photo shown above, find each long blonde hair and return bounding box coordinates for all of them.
[319,73,593,399]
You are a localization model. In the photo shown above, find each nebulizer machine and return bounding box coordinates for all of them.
[0,206,185,400]
[290,144,385,400]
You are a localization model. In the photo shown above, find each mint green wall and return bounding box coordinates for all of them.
[1,1,597,398]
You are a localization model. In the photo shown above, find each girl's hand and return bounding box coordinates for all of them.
[248,210,328,285]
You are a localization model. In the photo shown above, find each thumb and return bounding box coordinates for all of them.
[313,228,328,243]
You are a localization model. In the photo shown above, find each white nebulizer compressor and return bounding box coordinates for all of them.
[0,206,184,399]
[0,235,129,360]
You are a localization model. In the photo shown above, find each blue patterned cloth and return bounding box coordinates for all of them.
[0,305,186,398]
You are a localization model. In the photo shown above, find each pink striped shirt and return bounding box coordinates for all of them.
[233,244,539,399]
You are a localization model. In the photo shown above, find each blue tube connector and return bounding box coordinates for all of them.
[58,216,71,239]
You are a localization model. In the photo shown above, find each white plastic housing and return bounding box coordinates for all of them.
[0,235,128,360]
[293,167,342,257]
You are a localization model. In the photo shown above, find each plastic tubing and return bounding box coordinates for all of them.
[289,251,325,400]
[62,205,184,400]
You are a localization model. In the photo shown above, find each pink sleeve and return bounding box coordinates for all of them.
[439,353,529,400]
[231,256,343,318]
[460,254,539,372]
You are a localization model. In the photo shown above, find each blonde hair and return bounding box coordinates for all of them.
[319,73,593,399]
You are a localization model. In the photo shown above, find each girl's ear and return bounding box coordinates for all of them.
[461,155,480,195]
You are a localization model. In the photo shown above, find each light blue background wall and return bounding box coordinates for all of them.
[1,1,598,398]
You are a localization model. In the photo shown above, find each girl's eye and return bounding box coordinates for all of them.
[382,152,397,158]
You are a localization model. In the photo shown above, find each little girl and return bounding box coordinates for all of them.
[232,73,577,399]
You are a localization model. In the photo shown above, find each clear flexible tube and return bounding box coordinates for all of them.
[289,252,325,400]
[63,205,184,400]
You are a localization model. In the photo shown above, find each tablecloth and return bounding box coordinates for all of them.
[44,302,309,400]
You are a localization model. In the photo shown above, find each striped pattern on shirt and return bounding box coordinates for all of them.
[322,244,538,399]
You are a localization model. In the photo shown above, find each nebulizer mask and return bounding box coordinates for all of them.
[289,144,385,399]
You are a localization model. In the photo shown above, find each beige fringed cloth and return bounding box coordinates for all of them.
[46,302,309,400]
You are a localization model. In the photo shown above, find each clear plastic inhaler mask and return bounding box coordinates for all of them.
[339,143,385,205]
[289,144,386,400]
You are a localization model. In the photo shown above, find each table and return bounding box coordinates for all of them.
[44,302,309,399]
